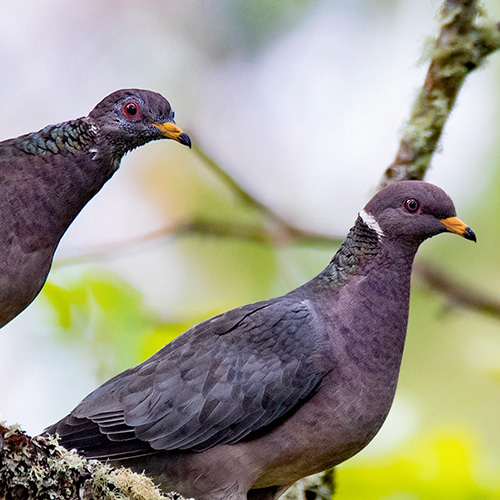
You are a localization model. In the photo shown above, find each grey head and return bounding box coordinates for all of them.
[322,180,476,285]
[88,88,191,158]
[360,181,476,245]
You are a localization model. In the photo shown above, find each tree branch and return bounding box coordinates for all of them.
[53,218,340,269]
[414,261,500,319]
[380,0,500,186]
[191,142,294,236]
[0,424,185,500]
[53,214,500,324]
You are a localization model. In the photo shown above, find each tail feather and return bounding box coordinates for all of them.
[43,414,156,461]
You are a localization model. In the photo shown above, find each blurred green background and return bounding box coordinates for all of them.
[1,1,500,498]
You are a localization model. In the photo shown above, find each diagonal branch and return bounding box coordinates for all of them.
[53,218,340,269]
[414,261,500,319]
[191,142,327,242]
[53,217,500,321]
[380,0,500,187]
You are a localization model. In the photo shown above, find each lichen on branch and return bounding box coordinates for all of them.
[380,0,500,186]
[0,423,188,500]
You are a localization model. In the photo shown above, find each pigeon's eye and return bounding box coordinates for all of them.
[122,101,140,119]
[404,198,420,213]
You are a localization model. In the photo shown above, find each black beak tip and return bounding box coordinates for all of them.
[178,132,192,149]
[464,226,477,242]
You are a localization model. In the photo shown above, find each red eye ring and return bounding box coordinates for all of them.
[404,198,420,213]
[122,101,140,119]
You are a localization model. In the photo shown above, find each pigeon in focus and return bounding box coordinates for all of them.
[46,181,476,500]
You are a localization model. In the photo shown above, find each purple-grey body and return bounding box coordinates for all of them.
[46,181,475,500]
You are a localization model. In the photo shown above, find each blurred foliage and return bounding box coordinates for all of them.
[140,151,285,306]
[225,0,316,52]
[336,428,500,499]
[43,273,163,380]
[43,274,227,381]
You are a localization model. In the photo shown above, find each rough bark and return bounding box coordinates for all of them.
[0,424,188,500]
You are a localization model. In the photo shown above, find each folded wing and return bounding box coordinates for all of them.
[46,297,329,459]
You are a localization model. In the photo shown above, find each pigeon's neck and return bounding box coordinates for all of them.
[312,213,419,393]
[7,118,122,249]
[318,214,384,283]
[16,118,98,157]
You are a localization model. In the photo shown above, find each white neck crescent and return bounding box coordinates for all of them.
[359,209,384,238]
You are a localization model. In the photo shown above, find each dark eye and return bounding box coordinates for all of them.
[404,198,420,213]
[122,101,140,118]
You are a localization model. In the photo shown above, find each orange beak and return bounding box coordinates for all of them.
[152,121,191,147]
[439,216,476,242]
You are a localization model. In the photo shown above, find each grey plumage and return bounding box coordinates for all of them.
[0,89,190,327]
[45,181,476,500]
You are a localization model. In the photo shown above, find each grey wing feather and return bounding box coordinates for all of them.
[47,297,329,457]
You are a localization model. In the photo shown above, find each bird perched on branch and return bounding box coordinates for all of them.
[46,181,476,500]
[0,89,190,328]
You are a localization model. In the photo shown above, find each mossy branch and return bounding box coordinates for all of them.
[0,423,189,500]
[379,0,500,186]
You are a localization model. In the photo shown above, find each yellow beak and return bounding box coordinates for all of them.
[439,216,476,242]
[152,122,191,147]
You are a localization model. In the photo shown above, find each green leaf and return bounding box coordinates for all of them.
[41,272,163,380]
